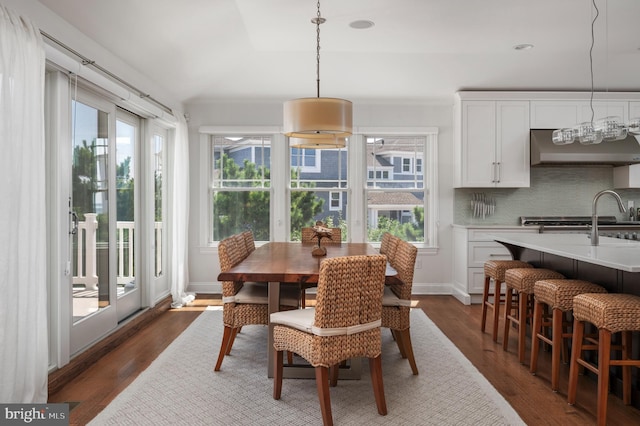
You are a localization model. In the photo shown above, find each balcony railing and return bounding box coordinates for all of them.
[73,213,162,290]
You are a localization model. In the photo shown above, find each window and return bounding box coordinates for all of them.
[368,169,390,180]
[402,157,412,173]
[291,148,320,172]
[290,145,347,242]
[210,135,271,242]
[366,135,435,245]
[329,191,342,210]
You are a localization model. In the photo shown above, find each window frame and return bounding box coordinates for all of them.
[361,128,439,249]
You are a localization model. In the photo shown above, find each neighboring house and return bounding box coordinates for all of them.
[218,141,424,230]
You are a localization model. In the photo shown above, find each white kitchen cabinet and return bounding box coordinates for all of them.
[630,102,640,120]
[452,226,537,305]
[530,100,628,129]
[455,98,530,188]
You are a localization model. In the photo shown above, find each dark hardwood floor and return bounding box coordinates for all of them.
[48,295,640,425]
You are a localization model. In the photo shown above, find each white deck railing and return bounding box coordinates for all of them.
[73,215,162,289]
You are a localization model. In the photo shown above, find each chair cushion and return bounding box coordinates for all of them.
[382,286,412,307]
[271,308,381,336]
[224,282,299,307]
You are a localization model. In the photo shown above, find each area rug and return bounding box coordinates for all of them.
[88,307,525,425]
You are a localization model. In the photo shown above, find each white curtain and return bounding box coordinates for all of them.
[170,115,194,308]
[0,5,48,402]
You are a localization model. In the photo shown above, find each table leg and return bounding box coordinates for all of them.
[267,281,280,378]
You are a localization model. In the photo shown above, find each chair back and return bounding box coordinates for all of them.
[380,233,400,264]
[242,230,255,253]
[314,255,387,330]
[301,227,342,244]
[218,235,245,298]
[389,240,418,300]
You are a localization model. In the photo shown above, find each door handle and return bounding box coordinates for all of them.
[70,211,79,235]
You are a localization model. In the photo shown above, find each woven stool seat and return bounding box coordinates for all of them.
[484,260,532,281]
[505,268,564,294]
[568,293,640,425]
[573,293,640,334]
[530,279,606,391]
[535,279,607,312]
[481,260,532,342]
[503,268,564,364]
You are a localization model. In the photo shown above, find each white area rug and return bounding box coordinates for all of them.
[89,307,525,425]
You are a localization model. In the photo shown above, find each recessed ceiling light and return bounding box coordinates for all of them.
[349,20,374,29]
[514,43,534,50]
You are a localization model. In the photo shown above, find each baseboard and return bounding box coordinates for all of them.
[48,295,173,395]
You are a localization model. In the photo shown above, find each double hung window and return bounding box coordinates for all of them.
[366,135,433,245]
[210,135,271,241]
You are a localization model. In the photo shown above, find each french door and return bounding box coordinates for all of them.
[69,89,142,353]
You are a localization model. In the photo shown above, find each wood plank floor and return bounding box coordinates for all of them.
[48,295,640,425]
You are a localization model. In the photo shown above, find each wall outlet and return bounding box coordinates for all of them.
[629,200,635,210]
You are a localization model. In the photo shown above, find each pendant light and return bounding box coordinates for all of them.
[553,0,640,145]
[283,1,352,147]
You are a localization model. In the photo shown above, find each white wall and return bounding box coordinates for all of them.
[184,100,456,295]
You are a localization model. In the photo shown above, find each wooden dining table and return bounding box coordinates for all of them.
[217,241,399,379]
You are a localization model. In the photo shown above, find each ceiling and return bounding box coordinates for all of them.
[36,0,640,105]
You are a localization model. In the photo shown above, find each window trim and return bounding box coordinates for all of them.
[359,127,439,249]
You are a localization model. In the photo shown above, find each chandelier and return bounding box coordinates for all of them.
[552,0,640,145]
[283,1,352,149]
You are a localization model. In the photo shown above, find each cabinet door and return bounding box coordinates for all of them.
[579,101,628,123]
[530,101,581,129]
[461,101,496,187]
[630,102,640,120]
[496,101,530,187]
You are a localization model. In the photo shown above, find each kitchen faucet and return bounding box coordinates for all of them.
[591,189,626,246]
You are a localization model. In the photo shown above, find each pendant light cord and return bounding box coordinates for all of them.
[315,1,322,98]
[589,0,599,123]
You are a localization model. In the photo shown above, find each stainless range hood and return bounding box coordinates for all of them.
[530,129,640,166]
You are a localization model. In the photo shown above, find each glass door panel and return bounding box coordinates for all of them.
[115,109,141,321]
[71,100,110,322]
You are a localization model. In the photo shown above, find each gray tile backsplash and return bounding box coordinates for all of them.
[454,167,640,225]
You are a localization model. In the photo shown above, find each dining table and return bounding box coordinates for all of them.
[217,241,399,379]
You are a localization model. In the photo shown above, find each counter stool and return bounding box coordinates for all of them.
[568,293,640,426]
[482,260,532,342]
[503,268,564,364]
[530,279,607,391]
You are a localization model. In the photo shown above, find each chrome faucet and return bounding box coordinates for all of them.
[591,189,626,246]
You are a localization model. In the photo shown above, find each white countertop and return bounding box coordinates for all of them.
[488,232,640,273]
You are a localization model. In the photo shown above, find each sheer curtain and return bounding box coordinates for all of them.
[0,5,48,402]
[170,115,194,308]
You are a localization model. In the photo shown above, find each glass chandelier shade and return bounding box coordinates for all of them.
[552,1,640,146]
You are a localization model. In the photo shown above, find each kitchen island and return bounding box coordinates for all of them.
[489,232,640,296]
[490,232,640,408]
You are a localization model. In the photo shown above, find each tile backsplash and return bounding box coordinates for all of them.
[454,167,640,225]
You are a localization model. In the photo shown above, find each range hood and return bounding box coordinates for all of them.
[530,129,640,166]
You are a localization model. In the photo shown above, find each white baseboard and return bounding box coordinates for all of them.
[188,281,462,298]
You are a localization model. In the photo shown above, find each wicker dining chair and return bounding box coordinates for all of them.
[214,234,299,371]
[301,227,342,244]
[381,238,419,374]
[271,255,388,426]
[379,233,400,265]
[241,230,256,254]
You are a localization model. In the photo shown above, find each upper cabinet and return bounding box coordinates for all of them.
[530,100,629,129]
[454,95,530,188]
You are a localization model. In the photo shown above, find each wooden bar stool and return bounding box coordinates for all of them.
[568,293,640,426]
[530,279,607,391]
[481,260,532,342]
[503,268,564,363]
